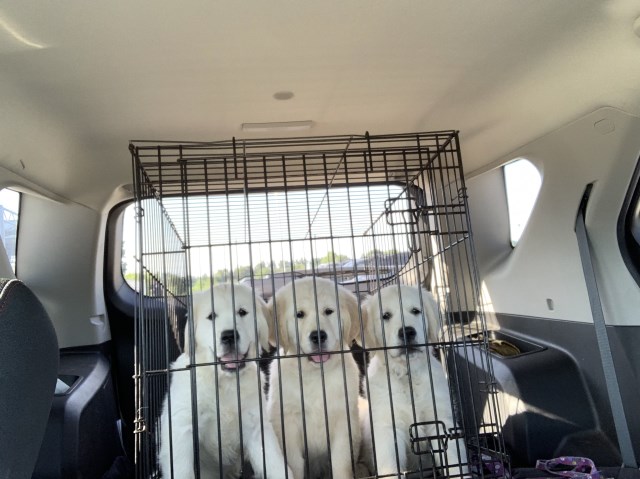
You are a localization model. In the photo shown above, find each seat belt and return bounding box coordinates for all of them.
[575,183,638,468]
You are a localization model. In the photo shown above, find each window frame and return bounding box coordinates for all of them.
[113,181,425,300]
[617,153,640,287]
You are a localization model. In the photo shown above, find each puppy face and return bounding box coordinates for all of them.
[272,277,360,364]
[186,283,271,372]
[363,285,440,360]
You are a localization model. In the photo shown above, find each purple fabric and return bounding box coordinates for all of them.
[484,456,509,478]
[536,457,601,479]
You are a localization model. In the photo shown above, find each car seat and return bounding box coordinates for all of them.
[0,239,59,479]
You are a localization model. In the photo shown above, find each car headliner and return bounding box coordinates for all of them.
[1,1,640,209]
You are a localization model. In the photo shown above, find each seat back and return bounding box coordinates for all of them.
[0,278,59,479]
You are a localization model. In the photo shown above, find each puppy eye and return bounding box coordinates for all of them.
[207,312,217,320]
[296,310,305,319]
[410,307,421,315]
[324,308,334,315]
[237,308,247,317]
[382,312,391,321]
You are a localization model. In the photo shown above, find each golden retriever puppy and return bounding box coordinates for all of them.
[360,285,468,477]
[268,277,362,479]
[158,283,294,479]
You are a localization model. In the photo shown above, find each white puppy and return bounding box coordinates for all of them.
[268,277,362,479]
[360,285,468,478]
[158,283,294,479]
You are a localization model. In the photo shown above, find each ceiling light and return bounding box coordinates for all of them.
[241,120,314,132]
[273,91,295,101]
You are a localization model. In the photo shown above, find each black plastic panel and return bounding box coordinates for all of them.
[454,315,640,467]
[33,351,123,478]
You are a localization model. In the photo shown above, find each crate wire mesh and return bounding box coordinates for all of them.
[130,131,509,478]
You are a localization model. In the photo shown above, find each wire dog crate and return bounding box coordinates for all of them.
[130,131,509,479]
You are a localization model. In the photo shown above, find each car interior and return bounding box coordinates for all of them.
[1,2,640,478]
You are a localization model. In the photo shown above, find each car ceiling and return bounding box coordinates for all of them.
[1,1,640,210]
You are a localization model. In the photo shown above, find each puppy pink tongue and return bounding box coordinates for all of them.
[310,353,331,363]
[220,354,241,367]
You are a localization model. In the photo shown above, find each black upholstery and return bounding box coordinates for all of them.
[0,278,59,479]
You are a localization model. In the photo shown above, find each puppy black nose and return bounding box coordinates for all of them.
[309,330,327,344]
[221,329,239,345]
[399,326,417,342]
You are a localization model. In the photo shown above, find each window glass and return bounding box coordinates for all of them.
[0,188,20,272]
[121,184,412,293]
[504,159,542,247]
[121,203,137,289]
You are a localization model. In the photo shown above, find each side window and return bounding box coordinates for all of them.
[0,188,20,273]
[504,159,542,247]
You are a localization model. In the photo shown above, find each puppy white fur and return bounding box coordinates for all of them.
[158,283,293,479]
[268,277,362,479]
[360,285,468,477]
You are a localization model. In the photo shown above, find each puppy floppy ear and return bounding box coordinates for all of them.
[184,290,208,356]
[183,313,194,356]
[337,285,361,345]
[361,294,381,354]
[270,289,291,351]
[266,296,277,347]
[253,294,272,352]
[421,288,442,345]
